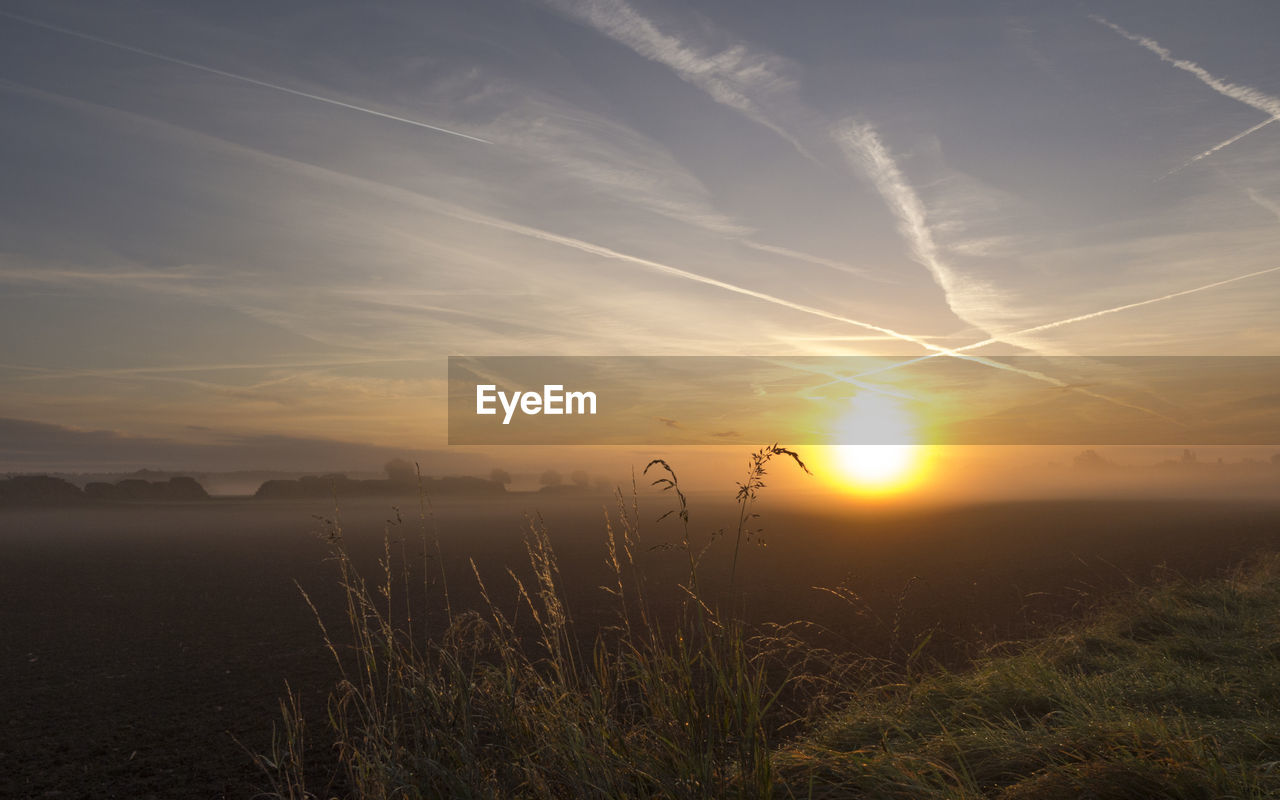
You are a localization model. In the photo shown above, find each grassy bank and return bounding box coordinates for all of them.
[778,555,1280,799]
[254,452,1280,799]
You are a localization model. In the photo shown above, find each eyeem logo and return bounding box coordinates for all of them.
[476,384,597,425]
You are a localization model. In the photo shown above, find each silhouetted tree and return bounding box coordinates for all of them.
[539,469,562,487]
[570,469,590,489]
[489,467,512,485]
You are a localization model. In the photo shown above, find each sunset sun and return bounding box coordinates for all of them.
[820,392,928,494]
[830,444,923,492]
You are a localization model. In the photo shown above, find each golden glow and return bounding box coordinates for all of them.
[834,444,919,486]
[819,392,928,495]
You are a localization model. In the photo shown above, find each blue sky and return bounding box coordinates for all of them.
[2,0,1279,470]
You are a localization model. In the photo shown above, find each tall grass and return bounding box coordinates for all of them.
[252,446,845,799]
[252,450,1280,799]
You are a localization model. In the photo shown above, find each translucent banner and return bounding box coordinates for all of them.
[447,356,1280,445]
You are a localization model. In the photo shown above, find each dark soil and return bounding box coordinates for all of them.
[3,493,1279,798]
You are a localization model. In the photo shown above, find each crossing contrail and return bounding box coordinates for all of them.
[427,181,1183,421]
[0,10,492,144]
[846,264,1280,381]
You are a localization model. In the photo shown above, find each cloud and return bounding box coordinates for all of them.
[1091,15,1280,118]
[850,264,1280,384]
[545,1,1026,330]
[741,241,874,279]
[0,262,212,293]
[7,69,908,362]
[8,68,1092,404]
[1246,188,1280,223]
[482,88,749,235]
[542,0,813,159]
[447,203,956,352]
[1092,15,1280,170]
[833,120,1003,333]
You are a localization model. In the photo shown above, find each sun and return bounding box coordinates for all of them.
[817,392,929,495]
[831,444,922,491]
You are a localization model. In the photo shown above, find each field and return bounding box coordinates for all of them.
[3,488,1280,798]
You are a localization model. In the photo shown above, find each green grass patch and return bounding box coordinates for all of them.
[778,555,1280,799]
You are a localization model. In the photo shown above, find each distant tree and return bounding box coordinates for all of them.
[570,469,590,489]
[489,467,512,485]
[1073,449,1112,470]
[539,469,563,487]
[1181,449,1198,465]
[385,458,416,485]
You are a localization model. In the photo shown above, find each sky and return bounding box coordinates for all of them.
[2,0,1280,473]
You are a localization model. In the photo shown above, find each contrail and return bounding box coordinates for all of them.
[835,121,962,311]
[0,10,492,144]
[959,265,1280,350]
[9,69,1112,403]
[437,202,958,354]
[1092,15,1280,169]
[405,184,1142,401]
[743,240,875,280]
[1165,117,1276,178]
[846,264,1280,381]
[1,75,944,362]
[832,120,1007,340]
[542,0,818,163]
[353,131,1183,416]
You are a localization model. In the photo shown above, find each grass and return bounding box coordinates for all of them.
[776,554,1280,799]
[252,449,1280,799]
[252,446,848,799]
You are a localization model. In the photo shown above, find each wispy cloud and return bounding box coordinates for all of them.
[6,24,1201,424]
[4,16,863,302]
[1246,188,1280,223]
[545,0,1045,331]
[482,88,750,235]
[542,0,813,159]
[1092,15,1280,171]
[1091,15,1280,118]
[833,120,1002,332]
[3,77,951,362]
[542,1,1000,302]
[741,241,873,279]
[0,265,207,290]
[775,334,954,343]
[432,194,951,353]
